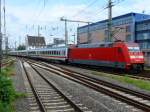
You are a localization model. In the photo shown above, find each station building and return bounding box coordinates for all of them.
[77,12,150,66]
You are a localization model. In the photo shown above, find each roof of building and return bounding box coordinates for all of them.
[26,35,46,46]
[78,12,150,29]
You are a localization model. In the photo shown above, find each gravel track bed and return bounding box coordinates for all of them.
[11,59,30,112]
[35,65,143,112]
[56,64,150,95]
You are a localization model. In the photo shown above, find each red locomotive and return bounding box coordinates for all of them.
[9,41,144,73]
[68,41,144,72]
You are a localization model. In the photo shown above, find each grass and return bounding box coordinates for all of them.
[93,71,150,91]
[0,62,26,112]
[144,67,150,71]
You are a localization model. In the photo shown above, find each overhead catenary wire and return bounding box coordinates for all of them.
[72,0,99,18]
[27,0,48,36]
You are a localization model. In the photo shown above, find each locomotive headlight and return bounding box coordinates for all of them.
[130,55,144,59]
[138,56,144,59]
[130,56,135,59]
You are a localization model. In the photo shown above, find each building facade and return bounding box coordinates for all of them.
[78,12,150,66]
[136,19,150,66]
[26,35,46,50]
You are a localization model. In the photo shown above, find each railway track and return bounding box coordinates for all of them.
[24,58,150,81]
[2,59,14,67]
[59,64,150,81]
[26,59,150,112]
[21,61,91,112]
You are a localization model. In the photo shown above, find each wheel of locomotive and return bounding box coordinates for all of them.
[137,64,144,73]
[130,64,143,74]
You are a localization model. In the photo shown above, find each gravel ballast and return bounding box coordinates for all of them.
[57,64,150,95]
[11,59,30,112]
[35,65,143,112]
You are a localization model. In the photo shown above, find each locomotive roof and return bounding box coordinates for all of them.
[77,41,139,48]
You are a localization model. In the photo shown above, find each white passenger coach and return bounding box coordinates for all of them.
[9,47,68,61]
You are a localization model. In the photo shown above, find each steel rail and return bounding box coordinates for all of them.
[30,61,150,112]
[30,61,150,101]
[27,63,84,112]
[22,61,47,112]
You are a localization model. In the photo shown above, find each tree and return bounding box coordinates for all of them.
[17,45,26,50]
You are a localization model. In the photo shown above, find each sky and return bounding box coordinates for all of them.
[3,0,150,48]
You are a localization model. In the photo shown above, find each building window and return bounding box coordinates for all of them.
[137,33,150,40]
[126,34,132,42]
[126,25,131,32]
[139,42,150,49]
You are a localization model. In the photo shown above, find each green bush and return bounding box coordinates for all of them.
[0,65,26,112]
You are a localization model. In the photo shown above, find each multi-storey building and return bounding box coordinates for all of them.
[136,19,150,66]
[78,12,150,66]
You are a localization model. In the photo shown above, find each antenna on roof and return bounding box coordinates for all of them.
[142,10,145,14]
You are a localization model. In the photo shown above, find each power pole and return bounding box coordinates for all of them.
[38,25,40,37]
[15,41,17,50]
[0,0,2,72]
[60,17,92,46]
[107,0,114,42]
[3,0,7,57]
[72,33,76,44]
[77,24,79,45]
[64,19,68,46]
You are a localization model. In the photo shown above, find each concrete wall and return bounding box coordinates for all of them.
[78,24,132,44]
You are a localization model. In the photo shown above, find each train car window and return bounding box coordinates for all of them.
[118,48,122,53]
[128,47,140,52]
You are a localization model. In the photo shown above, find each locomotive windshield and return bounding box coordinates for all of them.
[128,47,140,52]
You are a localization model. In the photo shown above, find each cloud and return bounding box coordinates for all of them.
[4,0,150,48]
